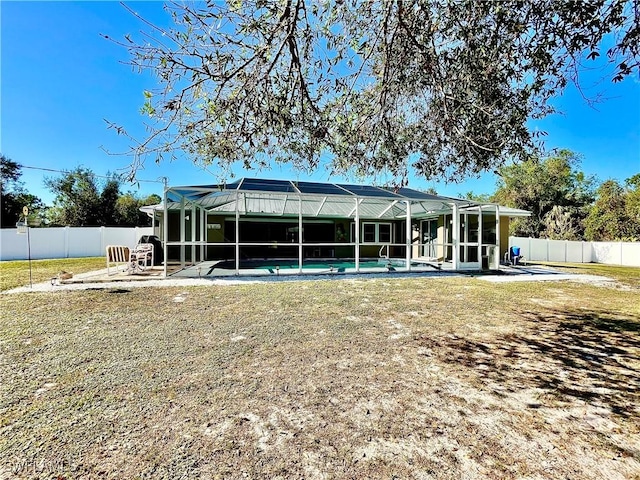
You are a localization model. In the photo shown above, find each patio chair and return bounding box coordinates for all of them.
[504,246,525,266]
[128,243,154,273]
[138,235,164,265]
[106,245,131,275]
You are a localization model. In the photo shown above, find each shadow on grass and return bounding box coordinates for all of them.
[418,308,640,418]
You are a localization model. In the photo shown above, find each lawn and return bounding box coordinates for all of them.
[538,261,640,289]
[0,257,106,292]
[0,266,639,478]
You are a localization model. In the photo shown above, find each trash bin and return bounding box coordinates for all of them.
[138,235,164,265]
[510,246,521,265]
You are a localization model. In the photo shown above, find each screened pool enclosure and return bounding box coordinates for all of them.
[144,178,528,277]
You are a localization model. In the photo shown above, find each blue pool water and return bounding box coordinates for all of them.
[213,258,403,271]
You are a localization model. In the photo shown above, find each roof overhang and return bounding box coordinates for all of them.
[141,178,531,220]
[497,207,532,217]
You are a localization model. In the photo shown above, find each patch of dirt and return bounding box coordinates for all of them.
[415,306,640,478]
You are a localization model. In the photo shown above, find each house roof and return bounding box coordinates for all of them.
[169,177,470,201]
[142,178,531,220]
[497,207,532,217]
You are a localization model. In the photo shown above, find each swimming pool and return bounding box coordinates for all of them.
[201,257,441,275]
[168,257,445,278]
[212,258,389,271]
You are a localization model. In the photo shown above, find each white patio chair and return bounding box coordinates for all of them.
[129,243,154,273]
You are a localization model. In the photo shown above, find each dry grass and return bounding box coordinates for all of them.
[0,272,639,479]
[0,258,106,292]
[534,261,640,289]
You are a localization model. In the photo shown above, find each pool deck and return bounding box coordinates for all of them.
[3,260,613,294]
[47,258,455,286]
[54,259,565,284]
[168,259,447,278]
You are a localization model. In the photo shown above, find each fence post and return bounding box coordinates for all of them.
[620,241,624,266]
[64,226,70,258]
[100,226,106,255]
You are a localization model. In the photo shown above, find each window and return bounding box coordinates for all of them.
[379,223,391,243]
[363,223,376,242]
[351,222,393,243]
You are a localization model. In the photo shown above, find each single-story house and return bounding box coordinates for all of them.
[141,178,530,276]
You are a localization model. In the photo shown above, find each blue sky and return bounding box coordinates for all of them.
[2,1,639,206]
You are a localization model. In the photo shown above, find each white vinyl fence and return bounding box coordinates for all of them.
[509,236,640,267]
[0,227,154,261]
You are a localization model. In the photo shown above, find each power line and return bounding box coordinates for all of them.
[17,164,167,184]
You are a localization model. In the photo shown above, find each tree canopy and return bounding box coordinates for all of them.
[116,192,162,227]
[107,0,639,184]
[1,154,45,228]
[492,150,595,239]
[45,168,104,226]
[44,168,159,227]
[585,176,640,241]
[1,158,161,228]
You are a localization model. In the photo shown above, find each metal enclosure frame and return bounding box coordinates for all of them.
[154,179,525,277]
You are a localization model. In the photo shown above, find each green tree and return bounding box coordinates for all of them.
[45,168,104,226]
[106,1,638,184]
[492,150,595,239]
[115,193,161,227]
[1,154,45,228]
[114,193,140,227]
[45,168,161,227]
[98,178,122,226]
[585,177,640,241]
[462,191,492,203]
[544,205,584,241]
[625,174,640,230]
[0,154,20,186]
